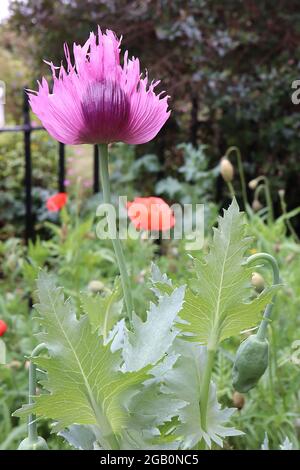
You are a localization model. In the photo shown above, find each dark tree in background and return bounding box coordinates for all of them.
[6,0,300,217]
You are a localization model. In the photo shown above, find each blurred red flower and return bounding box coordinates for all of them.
[127,197,175,231]
[0,319,7,336]
[46,193,68,212]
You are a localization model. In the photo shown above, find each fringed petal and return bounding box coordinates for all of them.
[28,27,170,145]
[123,79,170,144]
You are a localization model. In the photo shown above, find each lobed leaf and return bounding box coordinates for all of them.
[175,200,277,346]
[153,339,243,449]
[123,286,185,372]
[14,272,148,449]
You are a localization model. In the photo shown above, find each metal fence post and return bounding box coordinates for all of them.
[24,89,33,244]
[93,144,99,193]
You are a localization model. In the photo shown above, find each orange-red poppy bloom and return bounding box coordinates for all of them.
[46,193,68,212]
[127,197,175,231]
[0,319,7,336]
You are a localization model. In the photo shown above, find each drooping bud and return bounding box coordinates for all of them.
[220,157,234,182]
[251,272,265,293]
[88,280,105,293]
[7,360,22,369]
[18,436,49,450]
[248,178,259,190]
[232,391,245,410]
[252,199,262,212]
[232,335,269,393]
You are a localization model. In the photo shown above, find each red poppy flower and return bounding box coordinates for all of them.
[46,193,68,212]
[0,320,7,336]
[127,197,175,231]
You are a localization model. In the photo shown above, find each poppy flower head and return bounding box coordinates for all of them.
[28,28,170,145]
[0,319,7,337]
[127,197,175,232]
[46,192,68,212]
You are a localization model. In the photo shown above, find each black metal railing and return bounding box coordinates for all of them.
[0,89,100,243]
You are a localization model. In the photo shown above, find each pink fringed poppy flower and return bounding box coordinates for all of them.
[127,197,175,231]
[46,193,68,212]
[0,319,7,337]
[29,28,170,145]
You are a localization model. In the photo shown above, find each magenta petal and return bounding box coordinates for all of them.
[80,80,130,143]
[28,28,170,145]
[123,80,171,144]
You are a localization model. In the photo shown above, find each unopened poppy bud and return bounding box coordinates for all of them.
[232,391,245,410]
[233,335,269,393]
[136,270,146,284]
[249,178,259,190]
[251,272,265,293]
[170,246,179,257]
[7,254,18,271]
[7,360,22,369]
[278,189,285,198]
[220,158,234,182]
[18,436,48,450]
[252,199,262,212]
[285,253,295,264]
[88,280,105,293]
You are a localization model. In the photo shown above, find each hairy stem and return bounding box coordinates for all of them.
[227,181,235,199]
[246,253,280,340]
[225,146,247,209]
[279,191,299,242]
[252,177,274,225]
[28,343,46,443]
[263,179,274,226]
[99,144,134,322]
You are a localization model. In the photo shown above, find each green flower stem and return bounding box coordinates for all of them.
[253,183,265,202]
[263,180,273,226]
[246,253,280,340]
[199,347,216,433]
[28,343,46,443]
[98,144,134,322]
[227,181,235,199]
[252,177,274,225]
[225,146,247,209]
[279,190,299,243]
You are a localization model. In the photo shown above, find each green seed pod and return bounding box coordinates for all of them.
[232,335,269,393]
[18,436,49,450]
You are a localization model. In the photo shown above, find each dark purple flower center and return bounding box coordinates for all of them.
[80,80,130,143]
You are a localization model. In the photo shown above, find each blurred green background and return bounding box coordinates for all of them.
[1,0,300,230]
[1,1,300,451]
